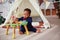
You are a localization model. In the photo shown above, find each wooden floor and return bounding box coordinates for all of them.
[0,16,60,40]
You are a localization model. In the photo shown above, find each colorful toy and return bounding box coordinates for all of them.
[11,24,17,39]
[0,16,5,25]
[5,20,29,39]
[6,24,10,35]
[6,24,17,39]
[20,21,29,35]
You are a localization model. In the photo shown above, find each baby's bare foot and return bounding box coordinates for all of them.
[36,29,41,33]
[19,31,23,34]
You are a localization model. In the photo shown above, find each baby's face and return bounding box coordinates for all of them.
[23,11,30,18]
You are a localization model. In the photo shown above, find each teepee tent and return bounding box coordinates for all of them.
[0,0,50,29]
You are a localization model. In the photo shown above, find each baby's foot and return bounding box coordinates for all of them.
[19,31,23,34]
[36,29,41,33]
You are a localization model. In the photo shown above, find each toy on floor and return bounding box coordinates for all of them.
[6,24,10,35]
[35,21,44,28]
[6,24,17,39]
[0,16,5,25]
[16,20,29,35]
[5,20,29,39]
[20,21,29,35]
[10,13,16,23]
[39,21,44,28]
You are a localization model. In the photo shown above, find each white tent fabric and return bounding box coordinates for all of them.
[40,1,54,9]
[0,0,50,29]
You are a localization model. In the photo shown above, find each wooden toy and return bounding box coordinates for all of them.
[20,21,29,35]
[6,24,17,39]
[6,24,10,35]
[0,16,5,25]
[11,24,17,39]
[5,20,29,39]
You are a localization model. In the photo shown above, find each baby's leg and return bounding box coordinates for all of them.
[28,27,37,32]
[28,27,40,33]
[19,25,25,34]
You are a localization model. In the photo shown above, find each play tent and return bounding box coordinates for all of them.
[0,0,50,29]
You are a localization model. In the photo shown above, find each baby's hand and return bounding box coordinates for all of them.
[14,18,18,23]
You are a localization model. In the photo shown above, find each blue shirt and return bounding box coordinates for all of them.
[18,17,33,28]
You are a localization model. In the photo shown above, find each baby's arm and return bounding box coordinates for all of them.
[18,17,23,21]
[26,17,32,23]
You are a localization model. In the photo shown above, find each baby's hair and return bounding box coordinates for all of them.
[24,8,31,15]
